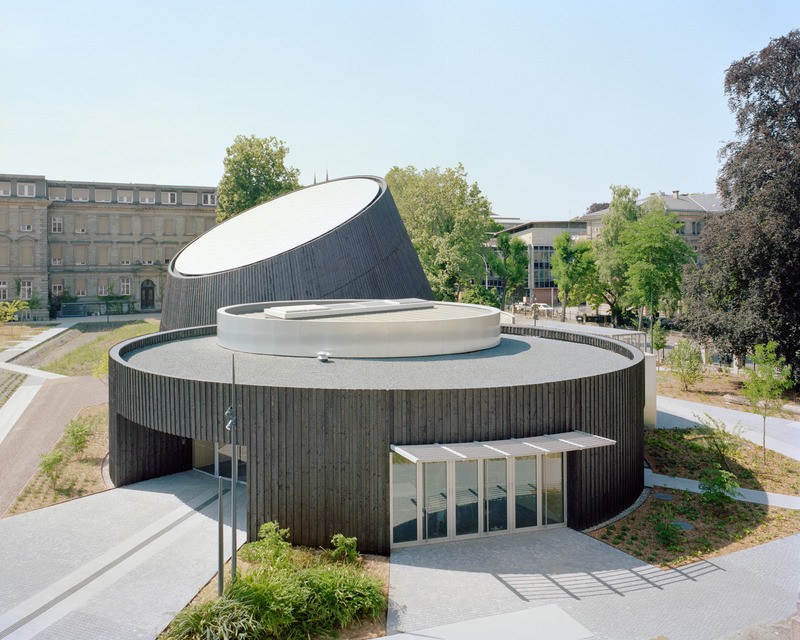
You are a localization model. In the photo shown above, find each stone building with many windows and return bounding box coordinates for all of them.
[0,174,217,318]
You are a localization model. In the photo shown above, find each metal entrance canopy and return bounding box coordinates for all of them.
[391,430,615,463]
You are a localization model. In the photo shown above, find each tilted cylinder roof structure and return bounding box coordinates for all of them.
[160,176,433,331]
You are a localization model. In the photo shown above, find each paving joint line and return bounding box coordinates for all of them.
[0,489,228,639]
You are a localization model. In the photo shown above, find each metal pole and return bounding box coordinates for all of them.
[217,476,224,597]
[230,353,237,582]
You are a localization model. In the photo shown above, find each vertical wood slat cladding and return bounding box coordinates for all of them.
[109,324,643,555]
[160,180,433,331]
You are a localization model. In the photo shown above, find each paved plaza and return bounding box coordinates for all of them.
[0,319,798,638]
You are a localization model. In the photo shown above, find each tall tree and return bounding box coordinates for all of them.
[216,134,301,222]
[487,233,528,309]
[386,164,496,300]
[683,30,800,377]
[592,185,640,324]
[549,232,596,322]
[619,197,696,330]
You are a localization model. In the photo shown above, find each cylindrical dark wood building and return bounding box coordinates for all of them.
[109,300,644,555]
[160,177,433,331]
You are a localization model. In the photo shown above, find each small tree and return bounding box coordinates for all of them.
[39,449,65,488]
[651,319,667,358]
[698,464,740,511]
[0,299,29,323]
[741,341,793,463]
[64,419,93,459]
[668,339,704,391]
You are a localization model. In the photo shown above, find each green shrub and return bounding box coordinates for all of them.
[655,520,683,549]
[163,597,265,640]
[699,464,740,509]
[239,521,292,565]
[64,419,93,458]
[39,449,65,487]
[329,533,360,564]
[226,523,385,640]
[668,339,703,391]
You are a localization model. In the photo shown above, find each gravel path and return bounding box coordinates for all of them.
[0,376,108,515]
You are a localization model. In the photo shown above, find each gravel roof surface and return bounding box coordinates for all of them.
[122,334,634,390]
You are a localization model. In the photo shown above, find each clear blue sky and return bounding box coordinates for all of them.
[1,1,798,220]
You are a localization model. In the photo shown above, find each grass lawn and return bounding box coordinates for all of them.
[0,322,57,350]
[40,320,159,376]
[657,367,799,419]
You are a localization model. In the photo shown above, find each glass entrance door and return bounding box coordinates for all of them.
[390,449,566,547]
[455,460,479,536]
[514,456,538,529]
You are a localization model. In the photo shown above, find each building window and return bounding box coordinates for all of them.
[162,191,177,205]
[97,244,110,266]
[119,246,132,265]
[51,245,63,266]
[20,241,34,267]
[139,191,155,204]
[691,221,703,235]
[75,278,87,297]
[74,245,87,266]
[48,187,66,201]
[182,192,198,206]
[119,217,132,235]
[72,188,89,202]
[0,281,7,300]
[20,280,32,300]
[97,217,110,234]
[677,223,686,235]
[0,182,10,196]
[19,212,33,232]
[95,189,112,203]
[17,183,35,197]
[142,217,154,235]
[0,242,8,266]
[75,216,87,234]
[163,218,176,235]
[98,279,109,296]
[205,217,215,231]
[52,282,64,296]
[118,190,134,203]
[164,244,176,264]
[202,193,217,206]
[141,245,154,265]
[51,216,64,233]
[119,277,131,295]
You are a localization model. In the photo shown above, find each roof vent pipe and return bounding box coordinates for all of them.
[673,190,680,199]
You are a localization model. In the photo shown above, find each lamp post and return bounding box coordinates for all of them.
[224,354,238,583]
[478,254,489,288]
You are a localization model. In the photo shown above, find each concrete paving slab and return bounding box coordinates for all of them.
[0,471,246,640]
[389,529,800,640]
[645,470,800,510]
[657,396,800,461]
[385,604,593,639]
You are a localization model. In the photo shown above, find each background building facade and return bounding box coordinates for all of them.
[0,173,217,318]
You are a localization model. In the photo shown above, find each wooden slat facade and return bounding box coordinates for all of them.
[160,178,433,331]
[109,325,644,555]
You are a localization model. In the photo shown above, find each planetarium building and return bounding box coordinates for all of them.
[108,177,644,555]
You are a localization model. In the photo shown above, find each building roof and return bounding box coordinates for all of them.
[582,192,725,220]
[173,177,380,275]
[121,332,633,390]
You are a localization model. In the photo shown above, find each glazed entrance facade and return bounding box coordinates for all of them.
[390,431,615,547]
